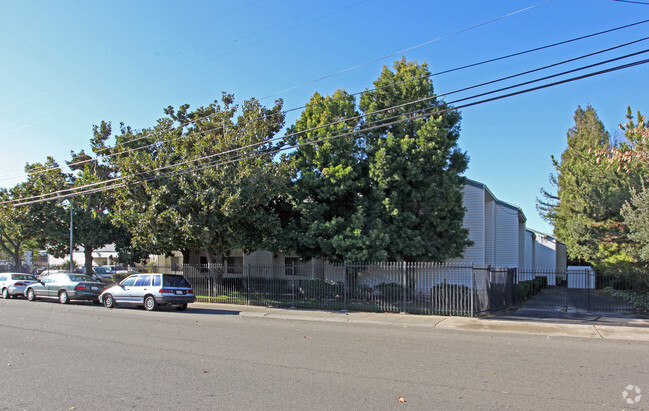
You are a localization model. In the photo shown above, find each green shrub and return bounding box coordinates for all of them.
[375,282,404,300]
[516,282,532,300]
[300,279,343,299]
[111,272,130,284]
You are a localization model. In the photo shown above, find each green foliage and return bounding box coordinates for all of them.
[110,92,289,262]
[299,278,343,299]
[538,105,639,270]
[375,282,404,300]
[284,58,471,262]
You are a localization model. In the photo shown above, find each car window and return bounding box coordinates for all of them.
[152,275,161,287]
[42,278,52,284]
[12,274,34,281]
[134,275,151,287]
[163,275,191,288]
[0,276,5,281]
[67,275,90,282]
[120,276,137,287]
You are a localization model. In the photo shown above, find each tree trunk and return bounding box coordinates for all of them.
[181,249,190,266]
[13,244,21,272]
[84,247,94,276]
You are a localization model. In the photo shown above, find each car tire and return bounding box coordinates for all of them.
[176,303,188,311]
[26,288,36,301]
[144,295,158,311]
[2,288,9,299]
[58,290,70,304]
[103,294,116,309]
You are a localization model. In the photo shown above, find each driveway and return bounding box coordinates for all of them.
[499,286,648,326]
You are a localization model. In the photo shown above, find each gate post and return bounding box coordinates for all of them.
[343,261,347,312]
[402,261,407,314]
[291,261,296,309]
[247,264,251,305]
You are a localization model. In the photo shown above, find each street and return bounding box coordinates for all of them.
[1,299,647,410]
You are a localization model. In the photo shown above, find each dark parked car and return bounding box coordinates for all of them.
[99,273,195,311]
[25,273,105,304]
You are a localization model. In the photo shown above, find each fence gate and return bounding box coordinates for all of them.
[516,269,637,312]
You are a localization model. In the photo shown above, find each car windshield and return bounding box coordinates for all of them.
[12,274,35,281]
[94,267,111,274]
[163,275,191,288]
[68,275,94,282]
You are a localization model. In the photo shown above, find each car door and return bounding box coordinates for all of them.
[113,275,137,303]
[130,275,152,303]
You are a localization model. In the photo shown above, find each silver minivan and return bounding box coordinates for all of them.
[98,273,195,311]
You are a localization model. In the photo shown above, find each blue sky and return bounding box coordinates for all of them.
[1,0,647,235]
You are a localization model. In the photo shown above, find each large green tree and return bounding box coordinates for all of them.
[111,93,289,267]
[618,109,649,265]
[285,58,471,262]
[539,105,638,270]
[0,158,68,269]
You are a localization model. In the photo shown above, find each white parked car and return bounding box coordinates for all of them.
[0,272,38,299]
[99,273,195,311]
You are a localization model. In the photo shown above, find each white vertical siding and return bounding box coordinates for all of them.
[518,219,526,269]
[447,183,485,264]
[494,202,520,268]
[524,230,534,270]
[484,198,496,266]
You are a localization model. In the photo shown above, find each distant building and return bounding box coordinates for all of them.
[448,179,526,268]
[524,228,567,272]
[47,244,119,268]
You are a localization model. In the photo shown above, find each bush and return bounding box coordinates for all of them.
[111,272,130,284]
[300,279,343,299]
[375,282,404,300]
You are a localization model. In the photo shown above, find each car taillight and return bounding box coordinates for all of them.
[187,289,194,294]
[14,282,25,286]
[159,288,173,293]
[74,284,86,291]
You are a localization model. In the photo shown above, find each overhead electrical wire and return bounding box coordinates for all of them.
[7,55,649,206]
[18,28,649,180]
[11,0,554,168]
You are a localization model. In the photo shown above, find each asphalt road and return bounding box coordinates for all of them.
[1,299,647,410]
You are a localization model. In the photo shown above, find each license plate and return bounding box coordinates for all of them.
[175,290,184,295]
[91,286,98,291]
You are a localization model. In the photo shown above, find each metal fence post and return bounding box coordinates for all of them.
[402,261,407,314]
[343,261,347,312]
[470,264,475,318]
[291,261,295,309]
[247,264,251,305]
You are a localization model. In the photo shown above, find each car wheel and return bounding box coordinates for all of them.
[2,288,9,299]
[26,288,36,301]
[103,294,116,309]
[144,295,158,311]
[58,290,70,304]
[176,303,188,311]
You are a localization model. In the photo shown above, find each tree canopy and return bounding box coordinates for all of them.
[284,58,471,262]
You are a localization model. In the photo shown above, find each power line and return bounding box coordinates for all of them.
[258,0,554,100]
[7,56,649,206]
[612,0,649,5]
[20,29,649,180]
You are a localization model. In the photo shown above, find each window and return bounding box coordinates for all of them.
[121,276,137,287]
[135,275,152,287]
[285,257,300,276]
[0,276,5,282]
[226,257,243,275]
[152,275,161,287]
[162,275,191,288]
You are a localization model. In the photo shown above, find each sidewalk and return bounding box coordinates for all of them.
[192,302,649,341]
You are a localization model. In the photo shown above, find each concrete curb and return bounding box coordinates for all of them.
[191,303,649,341]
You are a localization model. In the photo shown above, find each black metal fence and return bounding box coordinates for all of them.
[143,262,516,317]
[515,269,646,312]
